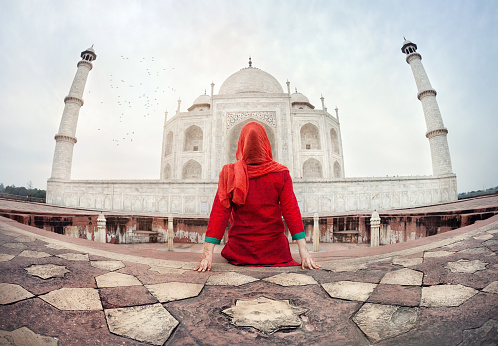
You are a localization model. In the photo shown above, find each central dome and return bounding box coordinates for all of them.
[219,67,284,95]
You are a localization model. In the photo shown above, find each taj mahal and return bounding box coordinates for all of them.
[46,40,457,216]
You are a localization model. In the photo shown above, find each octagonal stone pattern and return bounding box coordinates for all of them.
[90,260,125,271]
[0,327,59,346]
[96,272,142,288]
[445,259,488,273]
[105,303,179,345]
[25,264,70,279]
[56,253,89,261]
[0,283,34,305]
[40,287,102,311]
[263,273,318,286]
[380,268,423,286]
[353,303,419,343]
[145,282,203,302]
[421,284,478,307]
[322,281,377,302]
[222,297,307,334]
[18,250,51,258]
[206,272,259,286]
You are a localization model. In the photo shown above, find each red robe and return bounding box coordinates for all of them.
[205,170,305,266]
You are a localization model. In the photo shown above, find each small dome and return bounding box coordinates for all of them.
[219,67,284,95]
[291,92,310,104]
[188,93,211,111]
[86,46,95,53]
[291,92,314,109]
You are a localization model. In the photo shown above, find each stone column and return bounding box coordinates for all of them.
[168,216,174,251]
[370,211,381,247]
[96,212,106,243]
[313,213,320,252]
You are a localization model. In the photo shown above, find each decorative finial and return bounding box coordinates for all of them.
[403,36,406,41]
[249,57,252,67]
[204,89,206,95]
[295,87,298,93]
[91,44,94,48]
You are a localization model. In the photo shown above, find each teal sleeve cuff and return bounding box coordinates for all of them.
[291,232,306,240]
[205,236,221,245]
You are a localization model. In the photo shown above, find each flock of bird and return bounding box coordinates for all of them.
[88,55,180,147]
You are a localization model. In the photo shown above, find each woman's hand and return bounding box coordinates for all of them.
[297,239,321,270]
[194,242,215,272]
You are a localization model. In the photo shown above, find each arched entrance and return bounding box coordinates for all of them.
[227,119,277,163]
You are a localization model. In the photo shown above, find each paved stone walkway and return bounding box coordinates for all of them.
[0,214,498,345]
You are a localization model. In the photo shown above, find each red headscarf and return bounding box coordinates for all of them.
[218,121,288,207]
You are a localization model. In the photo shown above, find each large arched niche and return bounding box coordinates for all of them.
[183,125,203,152]
[182,159,202,179]
[333,161,341,178]
[330,128,339,154]
[303,158,322,179]
[227,119,276,163]
[301,123,320,150]
[164,163,172,179]
[165,131,173,156]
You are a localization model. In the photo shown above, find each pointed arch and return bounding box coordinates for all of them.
[184,125,203,151]
[334,161,341,178]
[330,128,339,154]
[164,163,172,179]
[182,159,202,179]
[165,131,173,156]
[303,158,322,179]
[300,123,320,150]
[227,119,276,163]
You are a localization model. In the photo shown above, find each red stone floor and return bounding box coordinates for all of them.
[0,197,497,345]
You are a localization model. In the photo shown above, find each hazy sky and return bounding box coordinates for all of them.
[0,0,496,193]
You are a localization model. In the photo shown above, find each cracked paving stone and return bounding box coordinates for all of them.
[0,326,59,345]
[90,260,125,271]
[380,268,423,286]
[0,283,34,304]
[222,297,307,335]
[18,250,52,258]
[445,259,488,273]
[352,303,418,343]
[392,257,423,267]
[40,287,102,310]
[474,234,494,241]
[148,266,186,275]
[424,250,454,258]
[320,262,367,272]
[56,253,89,261]
[459,319,498,346]
[206,271,259,286]
[263,273,318,286]
[96,272,142,288]
[24,264,70,279]
[145,282,203,302]
[421,284,478,307]
[483,281,498,294]
[105,303,178,345]
[2,243,27,250]
[322,281,377,302]
[0,254,15,262]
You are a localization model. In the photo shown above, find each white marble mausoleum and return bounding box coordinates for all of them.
[46,41,458,218]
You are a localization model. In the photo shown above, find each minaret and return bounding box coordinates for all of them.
[402,39,453,176]
[50,47,96,180]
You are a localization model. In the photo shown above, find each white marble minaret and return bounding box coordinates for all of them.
[50,47,96,180]
[402,39,452,176]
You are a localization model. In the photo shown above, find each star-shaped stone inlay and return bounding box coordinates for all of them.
[145,282,203,302]
[263,273,318,286]
[90,260,125,271]
[105,303,178,345]
[18,250,52,258]
[222,297,307,334]
[56,253,89,261]
[40,288,102,311]
[483,281,498,294]
[206,271,258,286]
[0,327,59,346]
[380,268,423,286]
[445,259,488,273]
[353,303,419,343]
[322,281,377,302]
[25,264,70,279]
[421,284,478,307]
[0,283,34,304]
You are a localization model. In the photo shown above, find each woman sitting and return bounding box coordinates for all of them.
[195,121,320,271]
